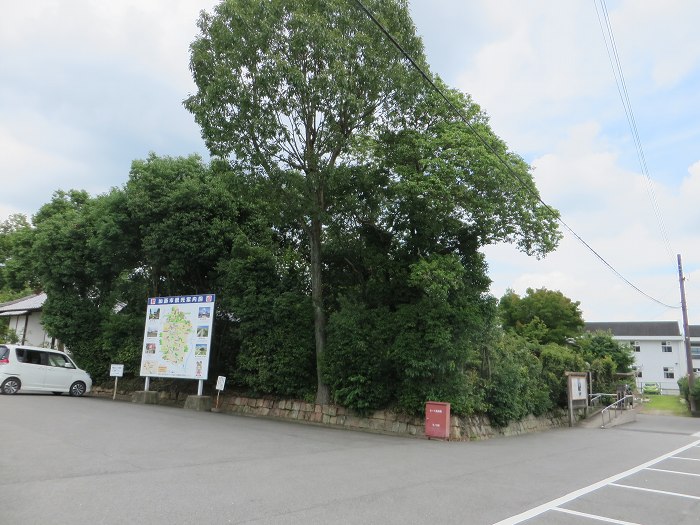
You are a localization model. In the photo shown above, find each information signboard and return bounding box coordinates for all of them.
[110,364,124,377]
[139,294,215,380]
[569,374,588,401]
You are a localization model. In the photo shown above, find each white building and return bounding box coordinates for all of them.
[584,321,700,395]
[0,293,58,348]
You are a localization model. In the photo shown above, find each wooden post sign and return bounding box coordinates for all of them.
[110,364,124,400]
[215,376,226,409]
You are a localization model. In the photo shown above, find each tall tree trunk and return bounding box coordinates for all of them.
[311,212,330,404]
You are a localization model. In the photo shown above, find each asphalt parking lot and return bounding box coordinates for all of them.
[1,394,699,524]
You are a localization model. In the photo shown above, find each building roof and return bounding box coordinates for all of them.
[687,325,700,338]
[0,293,47,314]
[584,321,680,337]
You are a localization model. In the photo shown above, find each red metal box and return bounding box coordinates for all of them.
[425,401,450,439]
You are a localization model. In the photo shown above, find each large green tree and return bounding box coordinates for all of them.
[184,0,561,404]
[185,0,427,403]
[26,156,258,381]
[499,287,584,345]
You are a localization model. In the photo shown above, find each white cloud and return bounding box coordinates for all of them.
[0,1,217,219]
[483,119,694,322]
[1,1,219,91]
[0,123,87,193]
[612,0,700,89]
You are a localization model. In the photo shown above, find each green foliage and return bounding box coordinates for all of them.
[185,0,425,164]
[539,344,587,408]
[324,297,490,417]
[24,157,258,381]
[589,356,617,393]
[324,249,495,416]
[577,330,634,373]
[371,84,561,260]
[484,333,553,427]
[0,320,18,344]
[0,213,37,292]
[125,154,243,294]
[217,235,316,398]
[498,288,584,345]
[324,300,394,413]
[678,376,700,407]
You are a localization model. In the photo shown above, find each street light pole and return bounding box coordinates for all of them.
[677,254,697,414]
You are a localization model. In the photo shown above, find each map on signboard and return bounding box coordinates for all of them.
[160,307,192,365]
[139,294,215,380]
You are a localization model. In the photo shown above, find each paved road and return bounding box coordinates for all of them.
[1,394,698,524]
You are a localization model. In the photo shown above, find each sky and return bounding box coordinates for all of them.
[2,1,700,324]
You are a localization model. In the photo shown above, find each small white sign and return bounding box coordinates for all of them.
[216,376,226,391]
[110,364,124,377]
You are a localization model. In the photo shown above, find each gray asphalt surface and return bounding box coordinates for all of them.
[1,394,698,524]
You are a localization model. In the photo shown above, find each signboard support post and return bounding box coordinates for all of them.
[144,376,150,392]
[197,379,203,397]
[213,376,226,411]
[109,364,124,401]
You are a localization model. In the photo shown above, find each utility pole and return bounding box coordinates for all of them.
[677,254,697,414]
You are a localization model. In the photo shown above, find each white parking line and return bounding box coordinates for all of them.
[671,456,700,461]
[609,482,700,500]
[492,439,700,525]
[552,507,641,524]
[645,467,700,477]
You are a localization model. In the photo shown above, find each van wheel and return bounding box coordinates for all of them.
[1,377,21,395]
[52,392,63,396]
[69,381,86,397]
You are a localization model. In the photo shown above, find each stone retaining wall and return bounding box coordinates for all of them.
[91,387,568,440]
[214,395,568,440]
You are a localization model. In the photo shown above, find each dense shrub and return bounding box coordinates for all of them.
[678,376,700,408]
[539,344,586,408]
[324,294,491,417]
[484,334,553,427]
[218,236,316,398]
[324,300,395,413]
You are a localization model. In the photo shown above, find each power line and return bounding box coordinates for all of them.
[594,0,675,260]
[352,0,679,310]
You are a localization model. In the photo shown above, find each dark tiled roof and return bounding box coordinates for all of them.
[688,325,700,338]
[584,321,680,337]
[0,293,46,313]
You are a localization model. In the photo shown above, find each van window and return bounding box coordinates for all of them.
[0,346,8,361]
[48,352,73,368]
[24,349,47,366]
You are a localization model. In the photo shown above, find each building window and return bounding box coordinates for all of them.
[664,367,675,379]
[631,341,641,352]
[661,341,672,353]
[691,346,700,359]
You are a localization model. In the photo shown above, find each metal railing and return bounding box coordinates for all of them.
[588,393,609,407]
[600,395,634,428]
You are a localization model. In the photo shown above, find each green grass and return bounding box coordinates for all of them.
[639,394,690,416]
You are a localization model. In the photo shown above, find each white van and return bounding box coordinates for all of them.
[0,344,92,396]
